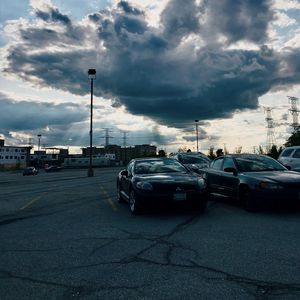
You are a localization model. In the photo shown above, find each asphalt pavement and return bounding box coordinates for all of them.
[0,168,300,299]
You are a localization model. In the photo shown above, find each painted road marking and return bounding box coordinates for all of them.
[99,185,118,211]
[20,192,48,210]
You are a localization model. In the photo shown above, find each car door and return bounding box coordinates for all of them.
[206,158,224,195]
[290,148,300,170]
[119,161,134,199]
[123,161,134,198]
[219,157,240,198]
[278,148,295,168]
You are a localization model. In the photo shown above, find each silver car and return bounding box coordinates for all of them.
[278,146,300,172]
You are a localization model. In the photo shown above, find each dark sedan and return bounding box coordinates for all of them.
[23,167,38,176]
[170,152,211,174]
[117,158,208,214]
[203,154,300,211]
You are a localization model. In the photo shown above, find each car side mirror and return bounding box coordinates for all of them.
[224,167,238,176]
[120,170,128,177]
[285,165,292,170]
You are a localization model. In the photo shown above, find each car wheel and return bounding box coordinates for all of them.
[117,184,125,203]
[129,190,142,215]
[240,187,258,212]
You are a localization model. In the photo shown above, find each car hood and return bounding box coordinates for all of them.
[136,172,199,183]
[185,163,209,169]
[243,171,300,184]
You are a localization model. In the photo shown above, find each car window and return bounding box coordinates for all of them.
[223,157,236,171]
[127,161,134,174]
[135,159,187,174]
[179,155,210,164]
[292,149,300,158]
[234,155,286,172]
[211,158,223,170]
[280,148,294,157]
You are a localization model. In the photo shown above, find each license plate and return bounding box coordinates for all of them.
[174,193,186,201]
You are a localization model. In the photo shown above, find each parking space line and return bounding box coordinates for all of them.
[20,192,48,210]
[99,186,118,211]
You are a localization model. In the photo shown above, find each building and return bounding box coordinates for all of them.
[30,148,69,167]
[82,144,157,165]
[0,139,31,170]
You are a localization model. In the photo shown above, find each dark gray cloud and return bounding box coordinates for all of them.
[3,0,300,131]
[0,93,88,132]
[203,0,274,44]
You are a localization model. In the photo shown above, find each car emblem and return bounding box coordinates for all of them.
[176,187,182,191]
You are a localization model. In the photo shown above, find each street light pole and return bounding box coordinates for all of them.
[195,120,199,153]
[37,134,41,168]
[88,69,96,177]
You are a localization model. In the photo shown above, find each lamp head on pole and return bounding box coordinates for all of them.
[195,119,199,123]
[88,69,96,80]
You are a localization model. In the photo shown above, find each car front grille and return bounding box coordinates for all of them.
[152,182,196,192]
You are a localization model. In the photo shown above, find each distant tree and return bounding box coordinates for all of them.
[158,149,166,157]
[285,129,300,147]
[235,146,242,154]
[216,148,224,157]
[224,145,229,155]
[208,146,216,159]
[267,145,281,159]
[258,145,265,155]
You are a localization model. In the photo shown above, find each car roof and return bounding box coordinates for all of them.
[282,146,300,150]
[215,153,270,159]
[131,157,176,162]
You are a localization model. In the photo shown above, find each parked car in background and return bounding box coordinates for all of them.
[45,165,63,172]
[23,167,38,176]
[202,154,300,211]
[170,152,211,174]
[117,157,208,214]
[278,146,300,172]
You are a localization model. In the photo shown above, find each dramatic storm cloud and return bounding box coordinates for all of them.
[0,93,87,132]
[2,0,300,130]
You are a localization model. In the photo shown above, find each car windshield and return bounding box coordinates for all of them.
[234,155,286,172]
[135,159,187,174]
[180,155,210,164]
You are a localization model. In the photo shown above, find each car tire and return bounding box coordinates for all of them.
[117,184,125,203]
[240,186,258,212]
[129,190,142,215]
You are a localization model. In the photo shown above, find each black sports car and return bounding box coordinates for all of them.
[117,158,208,214]
[203,154,300,211]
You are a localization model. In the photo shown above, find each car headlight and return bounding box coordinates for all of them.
[259,181,284,190]
[197,178,206,189]
[136,181,153,191]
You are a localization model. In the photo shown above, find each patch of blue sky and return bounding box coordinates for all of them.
[51,0,111,20]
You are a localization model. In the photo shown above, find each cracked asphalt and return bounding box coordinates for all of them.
[0,168,300,299]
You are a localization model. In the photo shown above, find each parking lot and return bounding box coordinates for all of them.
[1,168,300,299]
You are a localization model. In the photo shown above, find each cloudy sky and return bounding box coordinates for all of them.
[1,0,300,154]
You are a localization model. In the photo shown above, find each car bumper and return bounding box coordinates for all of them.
[252,188,300,207]
[134,189,207,207]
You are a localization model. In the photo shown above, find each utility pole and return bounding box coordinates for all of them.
[122,131,128,165]
[288,96,300,131]
[264,107,276,153]
[37,134,42,168]
[88,68,96,177]
[100,128,113,147]
[195,120,199,152]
